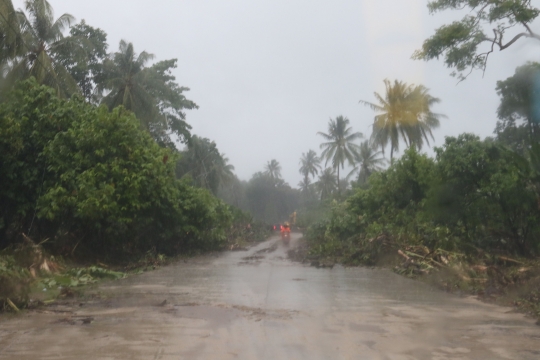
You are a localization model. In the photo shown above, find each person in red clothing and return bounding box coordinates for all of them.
[281,222,291,236]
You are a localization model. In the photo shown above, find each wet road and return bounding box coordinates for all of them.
[1,234,540,359]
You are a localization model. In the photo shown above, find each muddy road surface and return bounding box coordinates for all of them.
[1,234,540,359]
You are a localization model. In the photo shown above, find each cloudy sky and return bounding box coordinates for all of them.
[13,0,540,185]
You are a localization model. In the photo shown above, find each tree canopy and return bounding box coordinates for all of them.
[54,20,108,103]
[1,0,80,97]
[348,140,386,185]
[98,40,198,146]
[413,0,540,79]
[318,115,362,196]
[299,150,321,185]
[176,135,234,195]
[264,159,282,183]
[0,79,231,255]
[496,62,540,140]
[360,79,443,161]
[316,168,337,201]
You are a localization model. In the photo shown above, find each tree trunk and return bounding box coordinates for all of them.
[337,166,340,199]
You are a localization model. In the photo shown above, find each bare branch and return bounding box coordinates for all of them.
[481,29,497,77]
[498,32,529,50]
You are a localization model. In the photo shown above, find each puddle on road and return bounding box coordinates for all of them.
[255,243,278,254]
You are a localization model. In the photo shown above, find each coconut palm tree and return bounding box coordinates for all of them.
[264,159,282,183]
[0,0,23,63]
[215,154,235,186]
[360,79,444,161]
[297,177,311,194]
[347,140,387,185]
[3,0,80,96]
[316,168,337,201]
[299,150,321,186]
[317,116,362,197]
[98,40,156,123]
[97,40,197,145]
[176,136,234,195]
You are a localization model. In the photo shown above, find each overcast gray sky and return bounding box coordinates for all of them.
[14,0,540,186]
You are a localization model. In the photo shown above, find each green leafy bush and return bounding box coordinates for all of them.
[0,79,232,259]
[305,137,540,264]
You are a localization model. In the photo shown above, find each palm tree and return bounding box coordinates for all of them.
[97,41,198,145]
[176,136,234,195]
[299,150,321,186]
[317,115,362,197]
[316,168,337,201]
[215,154,235,186]
[264,159,282,182]
[3,0,79,96]
[360,79,444,161]
[98,40,156,124]
[297,177,311,194]
[0,0,23,63]
[347,140,386,185]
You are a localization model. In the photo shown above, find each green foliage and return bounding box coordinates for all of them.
[0,79,232,258]
[245,172,299,224]
[306,148,435,264]
[494,62,540,153]
[264,159,282,183]
[414,0,540,79]
[176,135,234,195]
[360,79,443,160]
[318,116,362,191]
[430,134,539,254]
[224,207,270,248]
[0,254,31,307]
[1,0,80,97]
[348,140,387,186]
[299,150,321,184]
[98,40,198,146]
[54,20,108,103]
[295,200,332,229]
[305,138,540,265]
[0,0,23,64]
[316,168,337,201]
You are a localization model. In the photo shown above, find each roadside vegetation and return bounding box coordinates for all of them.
[2,0,540,321]
[0,0,274,311]
[295,1,540,320]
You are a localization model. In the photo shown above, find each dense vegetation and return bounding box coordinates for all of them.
[0,1,278,308]
[300,1,540,265]
[306,138,540,262]
[2,0,540,317]
[292,0,540,317]
[0,79,233,258]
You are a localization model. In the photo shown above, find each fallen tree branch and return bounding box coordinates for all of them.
[397,250,410,261]
[498,256,524,265]
[6,298,19,313]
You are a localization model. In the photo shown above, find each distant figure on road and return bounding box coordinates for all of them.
[281,222,291,236]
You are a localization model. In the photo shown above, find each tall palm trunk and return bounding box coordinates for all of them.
[336,165,340,198]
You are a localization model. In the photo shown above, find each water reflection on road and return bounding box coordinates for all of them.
[1,234,539,359]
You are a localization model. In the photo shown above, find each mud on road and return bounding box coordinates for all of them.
[1,234,540,359]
